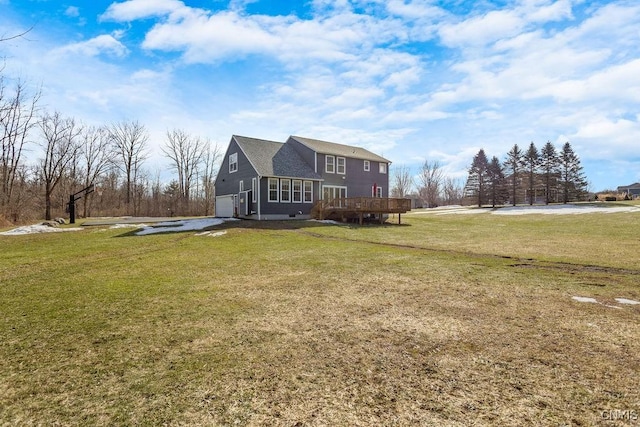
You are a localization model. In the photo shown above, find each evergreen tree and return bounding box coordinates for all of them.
[523,142,539,205]
[465,149,489,207]
[559,142,588,203]
[504,144,523,206]
[487,156,506,207]
[540,141,558,205]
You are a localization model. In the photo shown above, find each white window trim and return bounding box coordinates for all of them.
[292,180,303,203]
[229,152,238,173]
[337,157,346,175]
[280,179,291,203]
[303,181,313,203]
[376,186,383,198]
[364,160,370,172]
[323,185,348,200]
[379,162,387,174]
[325,155,335,174]
[268,178,279,202]
[252,178,257,203]
[239,180,244,192]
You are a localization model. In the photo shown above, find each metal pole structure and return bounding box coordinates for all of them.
[68,184,95,224]
[69,194,76,224]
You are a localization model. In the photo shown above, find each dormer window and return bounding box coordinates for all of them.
[229,152,238,173]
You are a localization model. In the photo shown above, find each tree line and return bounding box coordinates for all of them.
[391,161,464,207]
[1,72,222,224]
[464,141,588,207]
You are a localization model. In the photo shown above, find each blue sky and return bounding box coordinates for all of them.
[2,0,640,192]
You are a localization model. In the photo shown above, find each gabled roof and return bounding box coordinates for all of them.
[233,135,322,180]
[289,135,390,163]
[617,182,640,190]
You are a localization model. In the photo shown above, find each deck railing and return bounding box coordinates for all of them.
[317,197,411,212]
[312,197,412,223]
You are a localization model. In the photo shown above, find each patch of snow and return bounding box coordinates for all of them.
[493,205,640,215]
[572,296,599,303]
[109,223,148,229]
[413,205,640,216]
[308,219,343,224]
[195,230,227,237]
[615,298,640,305]
[0,224,83,235]
[134,217,236,236]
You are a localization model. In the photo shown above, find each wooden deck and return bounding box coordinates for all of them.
[311,197,412,224]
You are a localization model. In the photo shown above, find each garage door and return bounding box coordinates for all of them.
[215,195,235,218]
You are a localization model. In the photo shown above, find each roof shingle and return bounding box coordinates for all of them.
[233,135,322,180]
[289,136,390,163]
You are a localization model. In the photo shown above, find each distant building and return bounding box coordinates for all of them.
[617,183,640,199]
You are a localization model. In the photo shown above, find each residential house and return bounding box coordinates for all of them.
[617,182,640,199]
[214,135,391,220]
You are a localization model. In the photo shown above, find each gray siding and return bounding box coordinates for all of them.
[317,154,389,198]
[258,177,320,217]
[215,139,258,197]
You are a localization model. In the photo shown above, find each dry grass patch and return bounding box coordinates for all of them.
[1,220,639,426]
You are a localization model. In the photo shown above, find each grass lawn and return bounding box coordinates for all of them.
[1,209,639,426]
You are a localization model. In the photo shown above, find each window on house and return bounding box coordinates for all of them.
[304,181,313,203]
[292,180,302,203]
[280,179,291,202]
[239,180,244,192]
[372,186,383,198]
[325,155,335,173]
[337,157,346,174]
[379,162,387,174]
[364,160,370,171]
[252,178,257,203]
[229,152,238,173]
[268,178,279,202]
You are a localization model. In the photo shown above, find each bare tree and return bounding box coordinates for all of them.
[39,112,82,220]
[162,129,207,215]
[0,27,34,43]
[108,120,148,215]
[391,165,413,198]
[442,177,463,205]
[200,140,222,216]
[417,159,443,208]
[80,126,113,217]
[1,77,40,219]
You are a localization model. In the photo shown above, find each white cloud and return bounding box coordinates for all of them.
[65,6,80,18]
[521,0,573,23]
[53,34,128,58]
[439,9,524,48]
[142,11,277,61]
[384,0,447,19]
[101,0,187,21]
